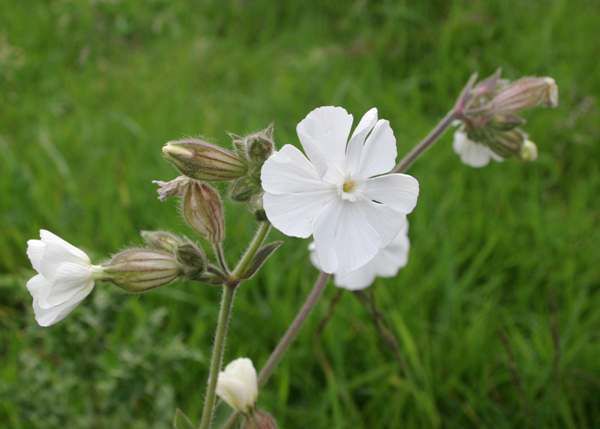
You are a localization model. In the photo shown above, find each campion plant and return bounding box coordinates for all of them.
[24,70,558,429]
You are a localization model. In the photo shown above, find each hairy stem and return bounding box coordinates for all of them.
[214,242,230,275]
[198,284,236,429]
[222,271,330,429]
[231,222,271,280]
[198,223,271,429]
[393,72,477,174]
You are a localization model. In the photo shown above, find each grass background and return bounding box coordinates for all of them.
[1,0,599,427]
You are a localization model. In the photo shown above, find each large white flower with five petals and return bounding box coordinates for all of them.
[261,106,419,274]
[26,230,103,327]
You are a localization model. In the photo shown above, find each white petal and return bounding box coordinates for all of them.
[31,281,93,327]
[313,199,381,274]
[26,240,45,273]
[364,173,419,214]
[262,188,335,238]
[333,227,410,290]
[40,230,90,262]
[371,231,410,277]
[26,274,51,300]
[355,119,397,178]
[345,108,378,174]
[297,106,353,175]
[260,144,324,194]
[359,201,407,249]
[217,358,257,413]
[37,230,91,280]
[334,265,378,290]
[452,130,495,168]
[40,262,93,308]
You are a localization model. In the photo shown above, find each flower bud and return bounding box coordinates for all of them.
[175,242,207,278]
[230,125,275,163]
[182,181,225,243]
[243,410,278,429]
[141,230,185,253]
[491,76,559,114]
[519,139,538,161]
[162,139,247,181]
[216,357,258,414]
[229,176,260,202]
[104,248,182,292]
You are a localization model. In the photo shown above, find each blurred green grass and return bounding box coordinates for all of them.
[1,0,599,427]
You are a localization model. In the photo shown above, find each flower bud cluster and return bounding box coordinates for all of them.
[160,125,275,209]
[455,69,558,163]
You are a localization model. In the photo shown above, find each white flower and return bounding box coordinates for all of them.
[453,127,503,168]
[216,357,258,414]
[26,230,102,327]
[261,106,419,274]
[310,221,410,290]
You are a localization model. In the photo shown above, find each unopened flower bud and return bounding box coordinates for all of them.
[216,357,258,414]
[491,76,559,114]
[486,128,528,158]
[229,176,260,202]
[230,125,275,163]
[519,139,538,161]
[175,242,207,278]
[182,181,225,243]
[141,230,184,253]
[162,139,247,181]
[243,410,278,429]
[104,248,182,292]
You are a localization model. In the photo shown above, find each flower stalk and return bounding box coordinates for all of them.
[199,283,236,429]
[198,222,271,429]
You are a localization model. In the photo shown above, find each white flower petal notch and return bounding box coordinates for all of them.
[261,106,420,274]
[25,230,104,327]
[310,221,411,290]
[216,357,258,414]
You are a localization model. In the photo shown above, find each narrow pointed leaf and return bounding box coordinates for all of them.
[240,241,283,280]
[173,408,195,429]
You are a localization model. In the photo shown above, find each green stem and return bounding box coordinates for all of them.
[231,222,271,280]
[198,284,236,429]
[221,271,330,429]
[198,222,271,429]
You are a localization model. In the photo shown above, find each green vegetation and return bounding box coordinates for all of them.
[1,1,598,427]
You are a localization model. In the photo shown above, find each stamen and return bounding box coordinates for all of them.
[342,180,356,193]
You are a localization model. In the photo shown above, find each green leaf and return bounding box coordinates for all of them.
[173,408,195,429]
[240,241,283,280]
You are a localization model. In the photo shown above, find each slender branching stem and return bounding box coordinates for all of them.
[198,284,236,429]
[214,242,230,275]
[198,222,271,429]
[221,271,330,429]
[393,73,477,174]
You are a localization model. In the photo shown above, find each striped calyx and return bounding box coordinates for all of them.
[103,248,182,292]
[162,139,247,182]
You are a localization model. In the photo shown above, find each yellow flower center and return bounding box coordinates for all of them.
[342,180,356,193]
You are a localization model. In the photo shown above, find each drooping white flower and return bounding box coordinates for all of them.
[452,127,503,168]
[216,357,258,414]
[261,106,419,274]
[26,230,103,327]
[310,221,410,290]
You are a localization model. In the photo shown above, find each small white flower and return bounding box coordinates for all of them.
[452,127,503,168]
[26,230,102,327]
[216,357,258,414]
[261,106,419,274]
[310,221,410,290]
